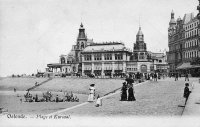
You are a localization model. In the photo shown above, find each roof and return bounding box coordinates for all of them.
[137,27,143,36]
[47,63,70,67]
[67,50,75,57]
[183,13,194,24]
[82,43,127,52]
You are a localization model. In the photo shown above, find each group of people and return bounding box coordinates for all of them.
[87,84,102,107]
[121,82,136,101]
[23,91,79,102]
[170,72,190,82]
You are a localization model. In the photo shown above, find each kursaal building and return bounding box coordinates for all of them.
[45,23,168,77]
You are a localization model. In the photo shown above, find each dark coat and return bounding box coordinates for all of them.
[121,86,127,101]
[128,87,136,101]
[183,87,190,98]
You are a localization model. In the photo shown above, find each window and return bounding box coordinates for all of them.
[115,53,123,60]
[84,54,91,61]
[104,54,112,60]
[94,53,102,60]
[61,57,65,64]
[159,60,162,63]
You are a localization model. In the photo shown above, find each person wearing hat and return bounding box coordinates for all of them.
[183,83,191,105]
[88,84,95,102]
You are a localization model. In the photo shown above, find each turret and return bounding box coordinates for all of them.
[76,23,87,50]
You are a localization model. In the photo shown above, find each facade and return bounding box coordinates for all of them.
[45,23,168,77]
[168,9,200,76]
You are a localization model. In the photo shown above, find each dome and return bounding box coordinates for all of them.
[177,17,181,21]
[169,19,176,24]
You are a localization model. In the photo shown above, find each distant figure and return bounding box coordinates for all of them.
[74,96,79,102]
[35,82,38,86]
[95,95,102,107]
[128,84,136,101]
[175,73,178,81]
[20,98,22,103]
[88,84,95,102]
[14,88,16,92]
[121,82,127,101]
[154,73,157,81]
[56,95,59,102]
[183,83,191,105]
[185,73,189,81]
[35,94,38,102]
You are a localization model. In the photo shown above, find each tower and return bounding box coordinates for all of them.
[74,23,88,73]
[133,26,146,51]
[168,10,176,36]
[77,23,87,50]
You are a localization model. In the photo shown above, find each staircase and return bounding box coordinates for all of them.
[26,78,53,91]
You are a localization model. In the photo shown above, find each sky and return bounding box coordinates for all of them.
[0,0,198,77]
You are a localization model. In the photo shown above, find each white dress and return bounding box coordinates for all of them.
[88,87,95,102]
[96,98,102,106]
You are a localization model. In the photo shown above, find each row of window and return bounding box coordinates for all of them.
[84,53,124,61]
[185,28,199,38]
[127,68,137,71]
[185,20,199,31]
[185,50,199,59]
[185,39,199,48]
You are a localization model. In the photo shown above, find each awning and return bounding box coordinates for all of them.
[47,63,69,68]
[177,63,200,70]
[177,63,192,69]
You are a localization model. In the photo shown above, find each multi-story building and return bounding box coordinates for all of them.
[168,9,200,76]
[45,23,168,77]
[184,16,199,62]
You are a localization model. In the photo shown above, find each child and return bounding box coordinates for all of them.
[183,83,191,105]
[95,95,102,107]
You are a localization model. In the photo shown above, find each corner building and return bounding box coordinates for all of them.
[168,10,200,76]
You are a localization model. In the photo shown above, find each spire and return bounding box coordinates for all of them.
[137,26,143,36]
[171,10,174,19]
[169,10,176,25]
[77,23,87,40]
[79,22,84,29]
[136,26,144,42]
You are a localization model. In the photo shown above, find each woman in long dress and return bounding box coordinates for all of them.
[121,82,127,101]
[88,84,95,102]
[128,83,136,101]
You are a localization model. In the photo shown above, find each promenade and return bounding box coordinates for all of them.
[55,77,198,116]
[182,80,200,116]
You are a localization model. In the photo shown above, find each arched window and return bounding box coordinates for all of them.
[81,42,84,49]
[61,57,65,64]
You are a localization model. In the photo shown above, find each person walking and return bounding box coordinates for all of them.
[88,84,95,102]
[185,73,189,81]
[128,84,136,101]
[175,73,178,81]
[183,83,191,105]
[154,73,157,81]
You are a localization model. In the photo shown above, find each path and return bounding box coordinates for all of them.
[182,81,200,116]
[26,78,53,91]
